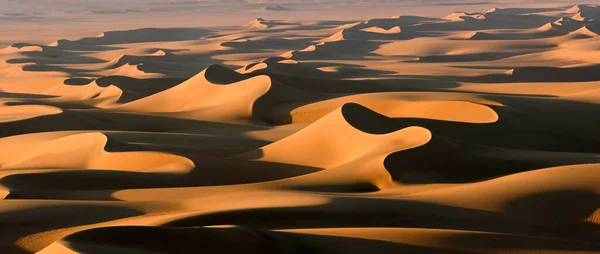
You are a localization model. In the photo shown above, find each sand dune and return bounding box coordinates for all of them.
[0,131,194,172]
[0,104,62,123]
[111,64,315,124]
[238,103,432,169]
[0,2,599,254]
[284,93,499,124]
[112,65,268,121]
[243,18,271,30]
[360,26,401,34]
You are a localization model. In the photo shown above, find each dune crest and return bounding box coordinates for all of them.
[112,65,271,122]
[359,26,401,34]
[286,94,499,124]
[0,132,194,172]
[570,25,600,38]
[414,164,600,228]
[443,12,485,21]
[238,103,432,169]
[320,30,346,42]
[0,104,62,123]
[242,18,270,30]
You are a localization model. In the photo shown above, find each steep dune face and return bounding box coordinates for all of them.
[2,3,600,254]
[113,65,270,123]
[241,18,297,30]
[535,22,568,36]
[567,5,600,22]
[238,103,431,169]
[552,17,585,32]
[572,25,600,38]
[113,64,315,123]
[242,18,270,30]
[39,80,123,107]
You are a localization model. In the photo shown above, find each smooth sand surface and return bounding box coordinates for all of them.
[0,2,599,254]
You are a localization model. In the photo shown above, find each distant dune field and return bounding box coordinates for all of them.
[0,1,599,253]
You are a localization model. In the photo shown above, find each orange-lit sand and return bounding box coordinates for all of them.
[0,3,598,254]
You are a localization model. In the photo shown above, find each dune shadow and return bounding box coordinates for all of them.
[0,110,266,138]
[61,225,471,254]
[95,76,186,103]
[289,40,386,61]
[69,28,212,45]
[0,204,142,252]
[0,152,320,199]
[161,192,600,243]
[416,52,527,63]
[510,65,600,82]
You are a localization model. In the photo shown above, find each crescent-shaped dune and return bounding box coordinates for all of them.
[0,3,599,254]
[284,93,499,124]
[113,65,270,122]
[112,64,315,123]
[237,103,432,169]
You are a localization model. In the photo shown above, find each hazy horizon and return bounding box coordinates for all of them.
[1,0,595,47]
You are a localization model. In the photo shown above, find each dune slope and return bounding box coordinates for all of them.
[0,3,598,254]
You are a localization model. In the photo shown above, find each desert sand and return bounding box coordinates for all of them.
[0,1,599,253]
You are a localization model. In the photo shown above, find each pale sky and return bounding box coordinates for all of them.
[0,0,597,47]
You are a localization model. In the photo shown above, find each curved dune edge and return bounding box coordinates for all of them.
[15,191,329,253]
[359,26,401,34]
[535,23,566,35]
[411,163,600,226]
[110,64,316,124]
[110,65,271,122]
[443,12,485,21]
[319,30,346,43]
[571,26,600,38]
[0,131,194,173]
[41,81,123,107]
[49,164,598,253]
[0,104,62,123]
[242,18,270,30]
[286,94,499,124]
[239,62,268,74]
[237,103,432,169]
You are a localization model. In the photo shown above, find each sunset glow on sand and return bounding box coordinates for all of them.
[0,1,599,253]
